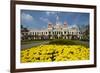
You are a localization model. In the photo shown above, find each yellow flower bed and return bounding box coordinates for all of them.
[21,45,89,63]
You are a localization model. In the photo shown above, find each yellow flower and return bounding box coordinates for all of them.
[21,45,89,63]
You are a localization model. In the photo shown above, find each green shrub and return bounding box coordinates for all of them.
[49,39,89,48]
[49,39,77,45]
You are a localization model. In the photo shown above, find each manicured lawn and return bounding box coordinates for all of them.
[21,40,49,45]
[21,39,89,48]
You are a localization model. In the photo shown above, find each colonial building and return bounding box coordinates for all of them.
[21,16,82,40]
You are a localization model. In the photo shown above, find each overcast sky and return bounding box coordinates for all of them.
[21,10,89,29]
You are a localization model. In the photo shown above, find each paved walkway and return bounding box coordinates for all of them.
[21,41,49,50]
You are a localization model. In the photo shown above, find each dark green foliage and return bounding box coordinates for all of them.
[49,39,77,45]
[49,39,89,48]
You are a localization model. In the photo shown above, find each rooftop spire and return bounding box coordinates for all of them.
[64,21,68,27]
[48,21,52,28]
[56,13,59,25]
[56,15,59,25]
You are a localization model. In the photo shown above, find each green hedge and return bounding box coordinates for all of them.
[49,39,77,45]
[49,39,89,48]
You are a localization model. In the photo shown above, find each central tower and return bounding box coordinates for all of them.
[56,15,59,25]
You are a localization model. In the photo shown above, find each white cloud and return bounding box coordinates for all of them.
[40,17,49,23]
[21,13,34,22]
[46,12,50,16]
[46,11,57,16]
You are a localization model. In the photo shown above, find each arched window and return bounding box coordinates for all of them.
[35,32,36,35]
[42,32,43,35]
[64,31,66,34]
[53,32,54,35]
[54,32,56,35]
[59,31,60,34]
[49,32,51,35]
[57,31,58,34]
[46,32,47,34]
[68,32,69,34]
[72,32,73,35]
